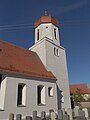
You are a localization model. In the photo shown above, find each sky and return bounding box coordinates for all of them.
[0,0,90,87]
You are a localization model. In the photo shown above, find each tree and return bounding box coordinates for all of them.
[72,88,85,107]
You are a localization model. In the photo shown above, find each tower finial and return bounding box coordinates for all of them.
[45,10,48,16]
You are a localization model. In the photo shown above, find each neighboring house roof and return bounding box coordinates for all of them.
[70,84,90,94]
[0,40,56,80]
[34,15,59,28]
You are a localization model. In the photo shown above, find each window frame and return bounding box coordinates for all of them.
[37,85,45,105]
[17,83,26,107]
[48,87,54,97]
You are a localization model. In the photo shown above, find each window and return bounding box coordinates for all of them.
[0,74,2,87]
[54,47,59,57]
[54,28,57,39]
[17,83,26,106]
[37,29,39,41]
[46,26,48,29]
[56,48,59,56]
[61,91,64,103]
[48,87,53,97]
[37,85,45,105]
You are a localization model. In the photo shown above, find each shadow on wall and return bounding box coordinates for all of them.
[56,84,62,110]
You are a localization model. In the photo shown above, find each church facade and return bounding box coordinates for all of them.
[0,15,71,120]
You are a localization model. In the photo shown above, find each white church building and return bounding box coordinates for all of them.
[0,15,71,119]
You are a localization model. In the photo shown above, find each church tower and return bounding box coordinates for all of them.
[34,15,60,46]
[29,14,71,116]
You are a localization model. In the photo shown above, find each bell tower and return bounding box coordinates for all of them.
[29,14,71,118]
[34,15,60,46]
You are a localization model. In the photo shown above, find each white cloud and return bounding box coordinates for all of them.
[56,0,87,15]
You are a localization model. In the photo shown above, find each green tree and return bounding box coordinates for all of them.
[73,88,85,107]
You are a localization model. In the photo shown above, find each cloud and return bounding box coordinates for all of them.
[56,0,87,15]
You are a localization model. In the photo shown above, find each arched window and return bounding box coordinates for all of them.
[54,28,57,39]
[37,85,45,105]
[17,83,26,106]
[54,47,56,55]
[37,29,39,41]
[48,87,54,97]
[54,47,59,57]
[57,48,59,56]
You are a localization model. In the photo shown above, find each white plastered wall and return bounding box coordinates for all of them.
[0,76,57,120]
[35,23,60,45]
[0,76,7,109]
[30,38,71,111]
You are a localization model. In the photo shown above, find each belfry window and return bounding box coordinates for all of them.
[54,47,59,57]
[37,29,39,41]
[17,83,26,106]
[54,28,57,39]
[54,47,56,55]
[37,85,45,105]
[57,48,59,56]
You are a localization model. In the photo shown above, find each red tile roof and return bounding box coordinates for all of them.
[0,40,56,80]
[34,15,59,28]
[70,84,90,94]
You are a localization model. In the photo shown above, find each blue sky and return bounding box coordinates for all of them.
[0,0,90,87]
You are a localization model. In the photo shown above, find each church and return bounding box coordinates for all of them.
[0,15,71,119]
